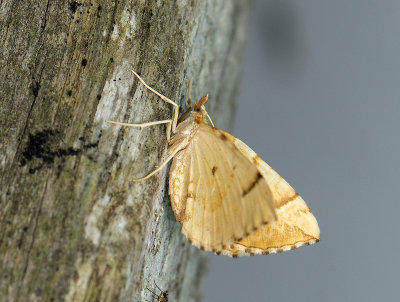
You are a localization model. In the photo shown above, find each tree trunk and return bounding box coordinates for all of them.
[0,1,251,301]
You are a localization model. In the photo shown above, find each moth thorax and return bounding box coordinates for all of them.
[174,116,198,136]
[193,111,205,124]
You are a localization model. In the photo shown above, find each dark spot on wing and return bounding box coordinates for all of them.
[219,133,228,140]
[212,166,217,175]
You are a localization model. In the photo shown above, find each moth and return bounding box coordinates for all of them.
[108,70,320,256]
[146,282,168,302]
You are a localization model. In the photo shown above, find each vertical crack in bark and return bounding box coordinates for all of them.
[16,176,50,302]
[11,64,46,169]
[40,0,51,34]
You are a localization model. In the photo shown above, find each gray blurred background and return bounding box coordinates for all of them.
[204,0,400,301]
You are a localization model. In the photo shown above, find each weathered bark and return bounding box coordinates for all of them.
[0,1,251,301]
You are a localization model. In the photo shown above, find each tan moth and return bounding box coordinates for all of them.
[107,70,320,256]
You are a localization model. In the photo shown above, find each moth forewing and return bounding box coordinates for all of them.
[169,120,277,252]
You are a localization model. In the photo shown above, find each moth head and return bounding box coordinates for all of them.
[159,291,168,302]
[193,94,208,123]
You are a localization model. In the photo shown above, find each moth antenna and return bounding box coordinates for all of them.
[146,287,158,298]
[203,106,214,127]
[154,282,163,292]
[178,77,195,124]
[187,77,193,108]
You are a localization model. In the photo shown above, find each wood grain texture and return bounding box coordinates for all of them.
[0,1,251,301]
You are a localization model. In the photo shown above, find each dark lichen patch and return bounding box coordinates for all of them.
[69,1,82,14]
[20,129,58,166]
[31,81,41,97]
[20,129,100,173]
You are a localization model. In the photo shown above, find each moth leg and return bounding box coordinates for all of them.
[154,282,163,293]
[204,108,215,127]
[107,120,173,142]
[145,287,158,300]
[131,70,179,140]
[187,77,193,108]
[132,145,183,182]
